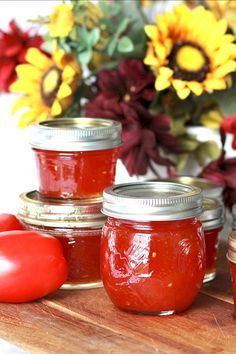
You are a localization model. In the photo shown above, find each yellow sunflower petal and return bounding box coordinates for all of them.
[187,82,203,96]
[15,64,41,81]
[155,77,171,91]
[26,48,52,70]
[144,25,158,41]
[204,78,227,91]
[172,79,186,90]
[10,79,37,94]
[159,67,173,79]
[62,65,76,81]
[11,96,31,114]
[213,60,236,78]
[18,110,36,128]
[57,82,72,99]
[51,100,62,116]
[176,88,191,100]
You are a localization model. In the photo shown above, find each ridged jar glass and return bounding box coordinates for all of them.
[18,191,106,289]
[200,198,224,283]
[101,182,205,316]
[29,118,122,199]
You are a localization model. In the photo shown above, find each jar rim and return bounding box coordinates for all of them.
[200,198,224,230]
[157,176,224,199]
[18,191,106,228]
[29,117,122,151]
[102,182,202,221]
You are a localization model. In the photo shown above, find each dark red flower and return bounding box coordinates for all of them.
[0,20,43,92]
[201,131,236,208]
[86,59,180,176]
[221,114,236,149]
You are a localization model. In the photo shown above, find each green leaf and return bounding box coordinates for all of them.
[117,36,134,53]
[107,37,118,56]
[99,1,121,17]
[89,28,100,47]
[115,18,131,37]
[78,50,92,66]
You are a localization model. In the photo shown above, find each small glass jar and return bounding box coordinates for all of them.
[101,182,205,315]
[29,118,122,199]
[201,198,224,283]
[227,232,236,316]
[159,176,224,201]
[18,191,106,289]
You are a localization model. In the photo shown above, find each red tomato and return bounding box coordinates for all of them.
[0,213,24,232]
[0,230,68,303]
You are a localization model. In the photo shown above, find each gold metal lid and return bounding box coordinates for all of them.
[227,232,236,263]
[18,191,106,228]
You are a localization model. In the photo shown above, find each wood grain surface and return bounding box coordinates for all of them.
[0,238,235,354]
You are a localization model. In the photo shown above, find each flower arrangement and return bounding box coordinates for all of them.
[3,0,236,206]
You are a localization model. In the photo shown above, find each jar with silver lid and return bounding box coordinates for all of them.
[227,233,236,316]
[101,181,205,315]
[29,118,122,199]
[200,198,224,283]
[18,191,106,289]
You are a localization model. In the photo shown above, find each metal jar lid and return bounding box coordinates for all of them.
[102,182,203,221]
[232,204,236,229]
[227,232,236,263]
[200,198,224,230]
[158,176,224,200]
[29,118,122,151]
[18,191,106,228]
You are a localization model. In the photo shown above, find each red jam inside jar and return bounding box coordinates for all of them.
[227,231,236,316]
[200,198,224,283]
[101,182,205,315]
[34,147,120,199]
[18,192,106,289]
[29,118,121,199]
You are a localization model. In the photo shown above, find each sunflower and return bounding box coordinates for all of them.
[10,48,81,127]
[205,0,236,34]
[144,4,236,99]
[48,3,74,38]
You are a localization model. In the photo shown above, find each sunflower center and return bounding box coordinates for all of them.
[41,66,62,107]
[169,42,210,82]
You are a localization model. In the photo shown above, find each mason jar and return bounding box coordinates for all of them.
[29,118,122,199]
[18,191,106,289]
[101,182,205,315]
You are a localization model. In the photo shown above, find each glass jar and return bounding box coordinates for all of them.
[200,198,224,283]
[159,176,224,201]
[227,232,236,316]
[18,191,106,289]
[29,118,122,199]
[101,182,205,315]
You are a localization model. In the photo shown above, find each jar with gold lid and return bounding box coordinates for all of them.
[18,191,106,289]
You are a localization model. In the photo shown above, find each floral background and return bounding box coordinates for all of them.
[1,0,236,211]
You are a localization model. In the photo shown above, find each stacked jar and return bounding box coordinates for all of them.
[18,118,122,289]
[227,206,236,314]
[158,176,225,283]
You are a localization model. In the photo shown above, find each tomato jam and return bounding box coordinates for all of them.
[200,199,224,283]
[227,232,236,316]
[29,118,121,199]
[101,182,205,315]
[18,191,106,289]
